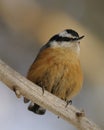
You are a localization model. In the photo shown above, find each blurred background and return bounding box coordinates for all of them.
[0,0,104,130]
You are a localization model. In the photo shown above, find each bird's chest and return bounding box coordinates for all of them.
[27,48,83,99]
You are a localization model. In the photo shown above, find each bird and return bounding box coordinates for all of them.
[24,29,84,115]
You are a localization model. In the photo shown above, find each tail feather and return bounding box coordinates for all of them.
[24,97,46,115]
[28,103,46,115]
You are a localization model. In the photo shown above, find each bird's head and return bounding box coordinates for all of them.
[48,29,84,53]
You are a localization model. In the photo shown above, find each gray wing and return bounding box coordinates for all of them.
[34,42,50,61]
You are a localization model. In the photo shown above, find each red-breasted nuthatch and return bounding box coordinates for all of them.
[24,29,84,115]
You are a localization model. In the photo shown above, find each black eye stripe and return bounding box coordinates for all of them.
[49,35,79,42]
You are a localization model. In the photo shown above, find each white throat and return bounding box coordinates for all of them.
[49,41,80,54]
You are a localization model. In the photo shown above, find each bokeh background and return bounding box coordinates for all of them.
[0,0,104,130]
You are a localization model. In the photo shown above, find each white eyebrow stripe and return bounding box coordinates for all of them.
[59,30,77,38]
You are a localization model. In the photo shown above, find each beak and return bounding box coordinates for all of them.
[77,35,85,40]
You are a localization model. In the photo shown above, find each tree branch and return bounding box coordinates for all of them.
[0,59,101,130]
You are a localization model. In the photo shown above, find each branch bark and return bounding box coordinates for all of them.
[0,59,101,130]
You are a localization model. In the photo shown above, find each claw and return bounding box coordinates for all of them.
[42,86,45,95]
[65,100,72,107]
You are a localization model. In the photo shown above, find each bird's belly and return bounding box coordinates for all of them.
[29,61,82,101]
[48,63,83,101]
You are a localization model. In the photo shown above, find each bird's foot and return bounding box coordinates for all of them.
[42,86,45,95]
[65,100,72,107]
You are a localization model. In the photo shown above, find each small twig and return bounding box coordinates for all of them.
[0,59,101,130]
